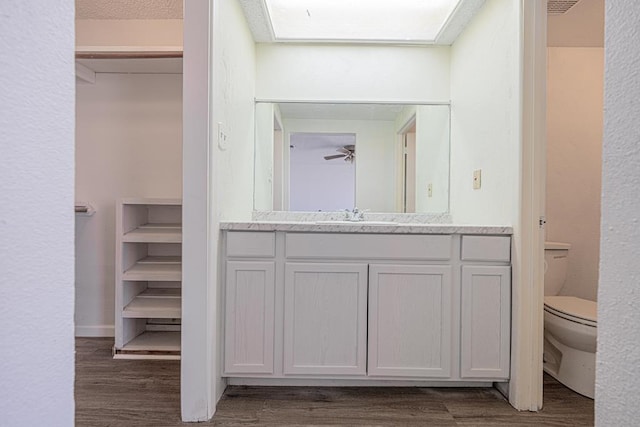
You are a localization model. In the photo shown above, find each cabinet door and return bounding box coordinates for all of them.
[368,264,453,378]
[224,261,275,374]
[284,263,368,376]
[461,265,511,379]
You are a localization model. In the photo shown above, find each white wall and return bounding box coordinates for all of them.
[597,0,640,424]
[214,0,257,221]
[283,118,397,212]
[392,105,450,213]
[190,0,257,419]
[254,42,451,214]
[76,19,183,48]
[0,1,75,425]
[181,0,211,421]
[273,106,284,210]
[415,105,450,213]
[256,44,450,103]
[450,0,537,410]
[449,0,521,226]
[182,0,257,418]
[75,73,183,336]
[546,48,603,302]
[254,103,275,211]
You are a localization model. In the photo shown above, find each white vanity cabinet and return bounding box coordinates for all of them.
[222,228,511,384]
[224,261,275,374]
[368,264,453,378]
[224,232,276,374]
[283,262,368,375]
[460,236,512,379]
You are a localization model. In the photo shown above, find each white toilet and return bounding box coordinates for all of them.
[543,241,597,399]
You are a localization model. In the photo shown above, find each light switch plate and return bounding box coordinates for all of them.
[473,169,482,189]
[427,183,433,197]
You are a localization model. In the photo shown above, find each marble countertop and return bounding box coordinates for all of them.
[220,221,513,235]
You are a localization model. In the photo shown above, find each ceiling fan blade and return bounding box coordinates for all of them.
[324,154,346,160]
[337,147,350,154]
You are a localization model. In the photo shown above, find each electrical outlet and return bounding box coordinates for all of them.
[427,183,433,197]
[473,169,482,189]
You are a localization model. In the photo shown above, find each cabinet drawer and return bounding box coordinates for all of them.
[461,236,510,262]
[226,232,276,258]
[286,233,451,260]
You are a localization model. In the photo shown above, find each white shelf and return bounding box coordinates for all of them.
[77,58,183,75]
[119,197,182,206]
[123,224,182,243]
[123,257,182,281]
[123,331,181,351]
[138,256,181,264]
[114,331,181,360]
[123,289,181,318]
[115,198,183,360]
[76,45,183,57]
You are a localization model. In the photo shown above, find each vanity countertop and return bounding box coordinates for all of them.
[220,221,513,235]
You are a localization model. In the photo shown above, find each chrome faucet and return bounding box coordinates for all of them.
[344,207,366,221]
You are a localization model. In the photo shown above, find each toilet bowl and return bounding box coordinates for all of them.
[543,242,597,399]
[543,296,597,399]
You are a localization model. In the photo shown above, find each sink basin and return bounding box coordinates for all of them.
[314,220,398,225]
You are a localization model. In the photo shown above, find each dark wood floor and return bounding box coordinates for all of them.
[76,338,594,426]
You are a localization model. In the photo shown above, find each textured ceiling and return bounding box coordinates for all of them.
[76,0,183,19]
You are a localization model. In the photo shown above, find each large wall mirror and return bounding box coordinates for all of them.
[254,102,450,213]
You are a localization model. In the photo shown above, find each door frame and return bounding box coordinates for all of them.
[506,0,547,411]
[181,0,221,422]
[180,0,549,418]
[396,114,417,213]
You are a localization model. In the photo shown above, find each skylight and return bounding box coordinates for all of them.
[264,0,463,43]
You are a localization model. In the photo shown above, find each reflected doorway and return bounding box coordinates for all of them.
[289,132,356,211]
[400,119,417,213]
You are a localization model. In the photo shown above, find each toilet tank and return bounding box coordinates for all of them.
[544,241,571,296]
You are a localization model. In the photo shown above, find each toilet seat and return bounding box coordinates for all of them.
[544,296,597,327]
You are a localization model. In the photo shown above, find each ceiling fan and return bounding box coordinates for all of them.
[324,145,355,163]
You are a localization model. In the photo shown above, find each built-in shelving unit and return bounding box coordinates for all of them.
[114,198,182,360]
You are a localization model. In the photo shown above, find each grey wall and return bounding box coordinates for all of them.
[0,1,75,424]
[597,0,640,424]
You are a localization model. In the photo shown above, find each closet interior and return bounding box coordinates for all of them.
[74,9,184,359]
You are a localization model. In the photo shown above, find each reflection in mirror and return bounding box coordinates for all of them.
[254,102,450,213]
[290,133,355,211]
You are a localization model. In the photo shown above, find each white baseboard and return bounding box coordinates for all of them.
[227,378,494,387]
[75,325,115,337]
[495,381,510,399]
